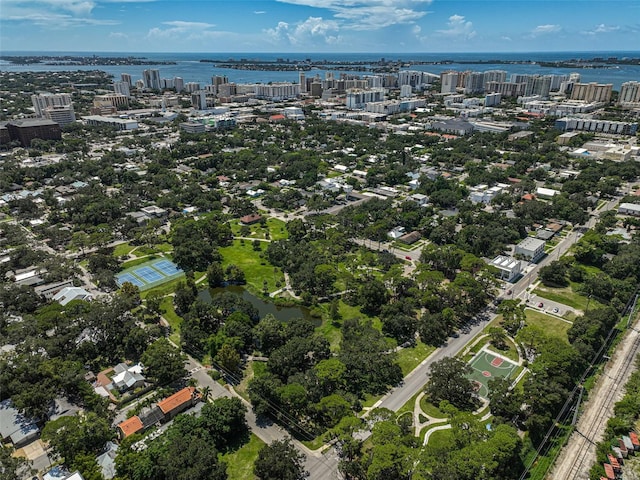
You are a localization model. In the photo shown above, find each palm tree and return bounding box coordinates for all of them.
[201,385,212,402]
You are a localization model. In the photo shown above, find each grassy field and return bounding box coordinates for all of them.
[113,242,136,257]
[522,308,572,343]
[121,255,163,269]
[221,434,264,480]
[230,217,288,241]
[218,240,285,294]
[396,341,436,377]
[533,283,603,311]
[159,296,182,344]
[420,396,447,419]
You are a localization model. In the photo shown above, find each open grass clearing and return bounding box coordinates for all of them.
[159,296,182,344]
[395,341,436,377]
[522,309,572,343]
[419,396,448,419]
[113,242,136,257]
[221,433,264,480]
[533,283,602,311]
[218,240,285,294]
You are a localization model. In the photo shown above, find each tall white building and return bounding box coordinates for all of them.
[400,85,413,98]
[174,77,184,93]
[121,73,132,86]
[299,71,306,93]
[142,69,161,90]
[185,82,201,93]
[482,70,507,89]
[345,88,385,109]
[113,81,130,97]
[440,72,459,94]
[464,72,485,94]
[618,81,640,106]
[43,105,76,126]
[255,82,300,101]
[31,93,73,117]
[191,91,208,110]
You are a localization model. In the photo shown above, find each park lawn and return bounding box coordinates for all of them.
[235,361,267,402]
[533,283,602,311]
[121,255,163,269]
[522,309,572,343]
[136,243,173,256]
[423,425,452,446]
[316,316,342,352]
[486,335,519,363]
[265,217,288,240]
[396,341,436,377]
[113,242,135,257]
[221,434,264,480]
[419,396,448,419]
[139,277,187,299]
[218,240,285,294]
[159,296,182,344]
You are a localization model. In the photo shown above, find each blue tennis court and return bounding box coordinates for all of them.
[117,272,145,287]
[116,258,185,291]
[153,260,183,275]
[136,266,164,283]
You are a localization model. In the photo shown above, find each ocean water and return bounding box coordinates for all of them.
[1,51,639,89]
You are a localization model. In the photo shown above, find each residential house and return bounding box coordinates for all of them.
[157,387,200,420]
[52,286,92,306]
[0,399,40,447]
[110,363,145,393]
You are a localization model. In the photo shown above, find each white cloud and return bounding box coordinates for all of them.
[254,10,266,14]
[436,14,476,39]
[276,0,432,30]
[109,31,129,38]
[582,24,620,35]
[265,16,341,45]
[530,24,561,36]
[147,20,219,40]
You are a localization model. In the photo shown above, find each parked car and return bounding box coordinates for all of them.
[552,307,559,313]
[405,256,412,260]
[538,302,544,308]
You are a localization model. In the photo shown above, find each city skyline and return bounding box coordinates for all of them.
[1,0,640,54]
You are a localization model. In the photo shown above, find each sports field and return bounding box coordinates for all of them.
[467,348,519,400]
[116,258,184,291]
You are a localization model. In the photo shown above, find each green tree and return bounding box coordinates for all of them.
[207,262,225,287]
[141,338,187,385]
[41,413,112,465]
[425,357,478,411]
[214,343,242,377]
[497,299,526,335]
[254,438,306,480]
[0,445,34,480]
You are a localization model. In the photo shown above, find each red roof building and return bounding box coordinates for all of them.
[239,213,262,225]
[117,416,144,438]
[157,387,200,419]
[603,463,615,480]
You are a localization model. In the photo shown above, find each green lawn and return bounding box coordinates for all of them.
[486,336,520,363]
[121,255,162,269]
[113,242,135,257]
[419,396,448,419]
[159,296,182,344]
[396,341,436,377]
[533,283,602,311]
[230,217,288,241]
[522,309,572,343]
[221,434,264,480]
[218,240,285,294]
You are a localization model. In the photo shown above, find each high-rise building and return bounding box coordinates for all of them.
[299,71,306,93]
[531,76,552,98]
[400,85,413,98]
[121,73,132,87]
[440,72,459,94]
[570,82,613,103]
[142,69,161,90]
[191,91,208,110]
[113,81,130,97]
[135,79,144,90]
[618,81,640,105]
[464,72,485,94]
[43,105,76,126]
[482,70,507,90]
[345,88,385,109]
[31,93,73,117]
[255,83,300,101]
[174,77,184,93]
[185,82,201,93]
[5,119,62,147]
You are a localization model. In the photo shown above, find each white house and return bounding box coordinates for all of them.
[490,255,522,282]
[515,237,546,263]
[52,287,92,306]
[618,202,640,217]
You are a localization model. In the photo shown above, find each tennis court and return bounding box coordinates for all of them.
[467,348,519,400]
[116,258,184,291]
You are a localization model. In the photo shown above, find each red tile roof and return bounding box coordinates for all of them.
[118,416,144,437]
[157,387,197,415]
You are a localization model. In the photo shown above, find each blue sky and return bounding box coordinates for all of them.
[1,0,639,53]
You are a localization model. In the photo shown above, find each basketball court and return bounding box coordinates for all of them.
[467,348,519,400]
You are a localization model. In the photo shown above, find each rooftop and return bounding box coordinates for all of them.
[157,387,198,415]
[117,416,144,438]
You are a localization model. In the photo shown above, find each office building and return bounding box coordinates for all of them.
[83,115,138,131]
[31,93,73,117]
[515,237,546,263]
[490,255,521,282]
[5,118,62,147]
[94,94,129,109]
[570,82,613,103]
[142,69,161,90]
[113,81,130,97]
[43,105,76,126]
[618,81,640,106]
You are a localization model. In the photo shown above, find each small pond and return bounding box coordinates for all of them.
[198,285,318,325]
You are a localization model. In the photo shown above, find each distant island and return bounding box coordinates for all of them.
[200,55,640,73]
[0,55,176,66]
